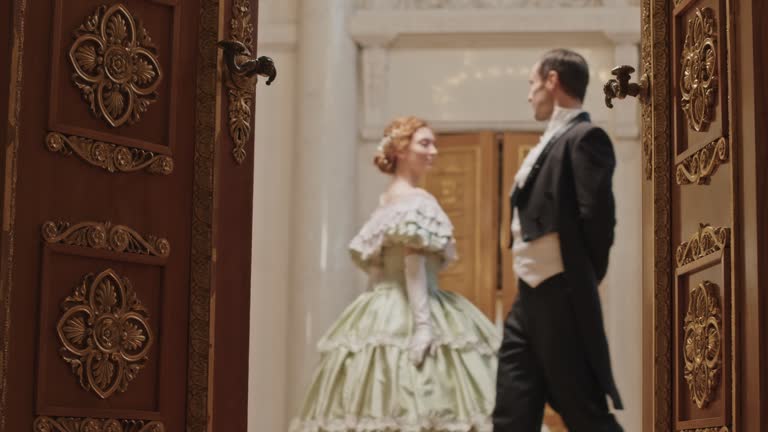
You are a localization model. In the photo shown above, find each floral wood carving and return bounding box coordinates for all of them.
[70,4,162,127]
[33,416,164,432]
[46,132,173,175]
[56,270,153,399]
[641,79,653,180]
[225,0,255,164]
[644,0,674,426]
[676,137,728,185]
[42,221,170,257]
[683,281,722,409]
[676,224,729,268]
[680,427,729,432]
[680,8,718,132]
[187,0,218,428]
[640,0,653,180]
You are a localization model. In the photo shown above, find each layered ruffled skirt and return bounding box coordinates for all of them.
[289,284,500,432]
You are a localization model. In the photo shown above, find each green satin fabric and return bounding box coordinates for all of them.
[291,250,500,432]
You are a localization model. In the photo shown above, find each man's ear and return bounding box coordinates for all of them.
[544,70,559,91]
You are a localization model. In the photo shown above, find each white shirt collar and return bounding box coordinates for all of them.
[544,105,584,136]
[513,106,585,188]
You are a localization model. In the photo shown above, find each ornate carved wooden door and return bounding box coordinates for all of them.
[638,0,736,430]
[633,0,768,430]
[0,0,260,431]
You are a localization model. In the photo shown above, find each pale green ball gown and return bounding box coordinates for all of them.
[290,192,500,432]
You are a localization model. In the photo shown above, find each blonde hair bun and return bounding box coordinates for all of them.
[373,116,429,174]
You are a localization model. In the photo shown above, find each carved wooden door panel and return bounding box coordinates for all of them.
[0,0,258,431]
[640,0,736,430]
[423,132,499,319]
[670,2,734,430]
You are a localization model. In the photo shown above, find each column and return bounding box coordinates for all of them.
[286,0,360,418]
[355,35,396,242]
[248,9,299,432]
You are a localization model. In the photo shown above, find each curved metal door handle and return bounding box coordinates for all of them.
[217,40,277,87]
[603,65,649,108]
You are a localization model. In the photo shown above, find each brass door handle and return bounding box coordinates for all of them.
[217,40,277,88]
[603,65,649,108]
[216,39,277,164]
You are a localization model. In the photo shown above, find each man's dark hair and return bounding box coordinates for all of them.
[537,49,589,102]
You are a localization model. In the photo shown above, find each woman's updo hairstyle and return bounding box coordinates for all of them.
[373,116,429,174]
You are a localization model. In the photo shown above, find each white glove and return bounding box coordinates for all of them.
[404,253,437,367]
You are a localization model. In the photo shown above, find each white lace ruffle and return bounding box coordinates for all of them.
[349,193,457,268]
[289,415,492,432]
[316,333,498,356]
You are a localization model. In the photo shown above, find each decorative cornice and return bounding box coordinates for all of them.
[354,0,603,10]
[42,221,170,257]
[33,417,164,432]
[676,224,729,268]
[46,132,173,175]
[349,7,640,44]
[604,31,641,45]
[676,137,729,185]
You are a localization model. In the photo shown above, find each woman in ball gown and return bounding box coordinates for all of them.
[290,116,500,432]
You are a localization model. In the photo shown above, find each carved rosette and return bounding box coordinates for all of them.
[46,132,173,175]
[33,416,164,432]
[676,224,729,268]
[226,0,255,164]
[70,4,162,127]
[56,270,153,399]
[676,137,728,185]
[680,8,718,132]
[42,221,170,257]
[683,281,722,409]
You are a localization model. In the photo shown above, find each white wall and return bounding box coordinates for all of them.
[249,1,642,430]
[357,36,620,221]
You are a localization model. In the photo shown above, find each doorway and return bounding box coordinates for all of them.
[423,130,567,432]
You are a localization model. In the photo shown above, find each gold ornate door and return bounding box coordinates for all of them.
[0,0,261,431]
[638,0,736,430]
[423,132,499,319]
[630,0,767,430]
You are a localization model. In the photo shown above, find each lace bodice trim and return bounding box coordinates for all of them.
[349,193,457,269]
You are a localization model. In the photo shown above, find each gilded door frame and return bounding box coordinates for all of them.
[641,0,674,429]
[0,1,240,431]
[642,0,739,430]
